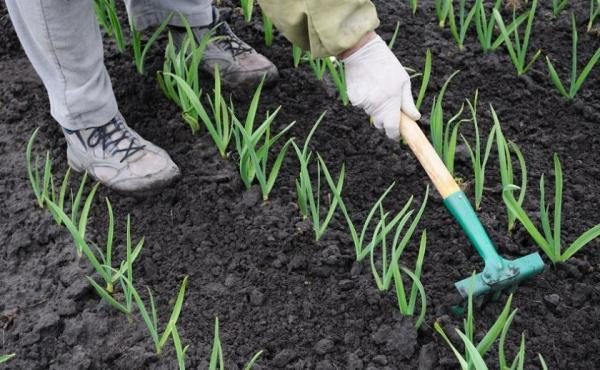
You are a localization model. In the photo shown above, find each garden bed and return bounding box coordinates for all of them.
[1,0,600,369]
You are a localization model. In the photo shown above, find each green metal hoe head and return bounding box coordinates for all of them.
[454,252,545,298]
[443,191,545,299]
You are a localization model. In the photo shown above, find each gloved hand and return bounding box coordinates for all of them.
[342,34,421,141]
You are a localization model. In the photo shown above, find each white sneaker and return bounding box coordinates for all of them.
[63,113,180,192]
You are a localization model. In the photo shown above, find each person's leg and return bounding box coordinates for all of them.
[125,0,214,29]
[5,0,117,130]
[6,0,180,192]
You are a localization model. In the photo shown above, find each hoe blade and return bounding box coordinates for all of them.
[454,253,545,298]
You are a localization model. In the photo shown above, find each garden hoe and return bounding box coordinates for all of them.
[399,113,544,298]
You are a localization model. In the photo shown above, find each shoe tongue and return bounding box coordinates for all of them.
[214,23,251,55]
[107,122,134,151]
[85,119,144,161]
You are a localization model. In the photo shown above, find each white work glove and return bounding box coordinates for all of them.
[343,35,421,141]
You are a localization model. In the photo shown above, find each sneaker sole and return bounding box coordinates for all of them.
[67,147,181,197]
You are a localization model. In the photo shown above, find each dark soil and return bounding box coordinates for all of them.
[1,0,600,369]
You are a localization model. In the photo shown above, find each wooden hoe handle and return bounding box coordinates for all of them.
[400,112,461,199]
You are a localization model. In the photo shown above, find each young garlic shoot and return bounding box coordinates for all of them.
[436,279,512,369]
[324,57,349,105]
[546,13,600,100]
[240,0,254,22]
[170,323,189,370]
[293,143,314,219]
[248,134,294,201]
[436,281,548,370]
[167,66,234,157]
[163,47,233,158]
[0,354,16,364]
[119,214,144,315]
[503,154,600,264]
[26,128,49,208]
[158,20,217,132]
[461,90,495,210]
[552,0,569,16]
[292,45,303,68]
[231,78,295,198]
[539,354,550,370]
[368,188,429,328]
[474,0,528,53]
[262,12,274,47]
[93,0,126,52]
[430,70,469,176]
[589,0,600,32]
[321,174,412,262]
[408,0,418,15]
[392,231,428,329]
[492,106,527,232]
[25,130,112,236]
[126,276,189,355]
[492,0,541,75]
[47,180,99,259]
[130,13,173,74]
[209,317,224,370]
[435,0,452,27]
[415,49,432,110]
[402,60,430,114]
[89,212,145,316]
[26,128,72,226]
[47,194,145,302]
[446,0,479,50]
[204,66,233,157]
[209,317,264,370]
[369,187,428,291]
[306,51,327,80]
[88,217,145,316]
[388,21,401,49]
[292,113,345,240]
[70,172,90,230]
[233,107,282,190]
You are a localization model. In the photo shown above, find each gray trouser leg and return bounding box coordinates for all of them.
[5,0,118,130]
[125,0,214,30]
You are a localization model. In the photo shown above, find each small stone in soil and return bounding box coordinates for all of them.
[295,218,312,233]
[418,343,438,370]
[224,274,236,287]
[322,245,342,265]
[21,331,41,346]
[314,338,334,354]
[271,253,288,268]
[544,293,560,307]
[315,359,335,370]
[373,354,388,365]
[344,332,356,346]
[287,255,306,271]
[250,288,265,306]
[35,312,60,333]
[346,352,364,369]
[271,348,297,367]
[338,279,354,290]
